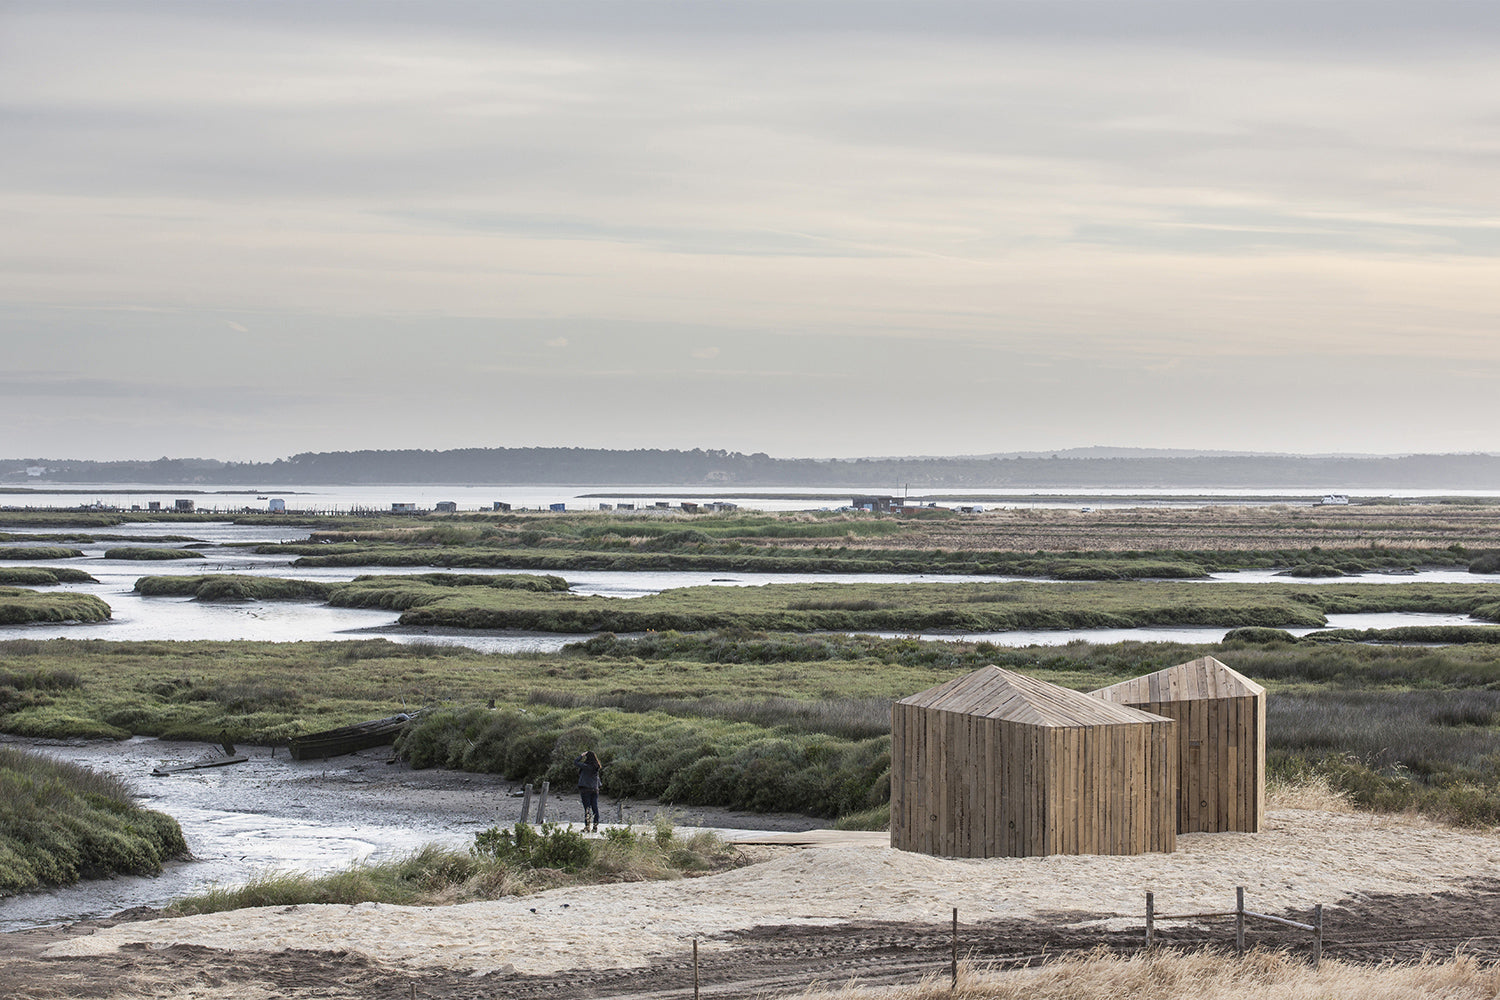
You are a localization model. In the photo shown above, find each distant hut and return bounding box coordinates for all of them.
[891,666,1177,858]
[1092,656,1266,834]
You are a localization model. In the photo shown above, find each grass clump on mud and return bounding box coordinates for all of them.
[0,588,111,625]
[135,575,334,602]
[0,546,85,560]
[167,817,734,915]
[0,566,97,585]
[132,572,568,606]
[103,546,205,561]
[0,746,187,895]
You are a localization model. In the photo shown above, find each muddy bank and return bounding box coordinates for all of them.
[0,736,822,932]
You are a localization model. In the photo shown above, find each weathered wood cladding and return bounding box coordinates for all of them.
[1091,656,1266,834]
[890,666,1177,858]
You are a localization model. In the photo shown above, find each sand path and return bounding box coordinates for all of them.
[45,809,1500,977]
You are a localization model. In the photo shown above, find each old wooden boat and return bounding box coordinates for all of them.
[151,751,249,776]
[287,711,421,761]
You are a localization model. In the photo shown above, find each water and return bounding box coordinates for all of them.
[0,737,484,933]
[2,518,1496,649]
[0,736,817,932]
[10,481,1500,515]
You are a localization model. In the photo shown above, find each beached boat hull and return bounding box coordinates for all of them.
[287,712,419,761]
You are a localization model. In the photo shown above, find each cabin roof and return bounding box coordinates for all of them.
[1091,655,1265,704]
[898,665,1171,728]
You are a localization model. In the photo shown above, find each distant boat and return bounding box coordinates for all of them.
[287,711,422,761]
[1319,494,1350,505]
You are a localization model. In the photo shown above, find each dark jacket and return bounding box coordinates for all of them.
[575,755,603,790]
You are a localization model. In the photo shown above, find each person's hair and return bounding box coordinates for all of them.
[583,750,601,769]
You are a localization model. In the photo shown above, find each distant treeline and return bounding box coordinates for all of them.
[7,448,1500,489]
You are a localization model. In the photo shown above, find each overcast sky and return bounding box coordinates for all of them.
[3,1,1498,462]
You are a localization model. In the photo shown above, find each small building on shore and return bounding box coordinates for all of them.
[891,666,1177,858]
[1091,656,1266,834]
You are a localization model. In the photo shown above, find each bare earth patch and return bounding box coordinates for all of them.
[7,806,1500,998]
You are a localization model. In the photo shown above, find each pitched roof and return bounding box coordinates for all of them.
[1091,656,1266,705]
[898,665,1171,728]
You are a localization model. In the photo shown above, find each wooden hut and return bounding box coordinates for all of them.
[1091,656,1265,834]
[890,666,1177,858]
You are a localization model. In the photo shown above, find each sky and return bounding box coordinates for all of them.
[3,1,1499,462]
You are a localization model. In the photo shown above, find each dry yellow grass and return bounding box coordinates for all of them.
[808,948,1500,1000]
[1266,773,1355,813]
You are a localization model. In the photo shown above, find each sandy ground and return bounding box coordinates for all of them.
[39,807,1500,978]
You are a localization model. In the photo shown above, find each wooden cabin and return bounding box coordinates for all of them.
[891,666,1177,858]
[1091,656,1266,834]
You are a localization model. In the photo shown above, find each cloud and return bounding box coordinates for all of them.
[3,2,1500,458]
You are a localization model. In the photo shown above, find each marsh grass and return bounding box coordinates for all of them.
[134,575,334,601]
[0,587,111,624]
[0,746,186,895]
[399,704,891,819]
[0,567,98,585]
[13,632,1500,824]
[166,820,735,916]
[528,690,892,740]
[103,547,204,561]
[366,578,1500,634]
[0,545,84,560]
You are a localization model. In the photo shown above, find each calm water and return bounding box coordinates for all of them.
[10,480,1500,515]
[1,518,1495,649]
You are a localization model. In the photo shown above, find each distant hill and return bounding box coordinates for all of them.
[7,448,1500,489]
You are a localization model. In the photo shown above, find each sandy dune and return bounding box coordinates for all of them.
[45,809,1500,977]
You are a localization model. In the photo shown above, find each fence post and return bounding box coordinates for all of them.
[519,784,533,824]
[538,781,550,824]
[1313,904,1323,969]
[693,938,699,1000]
[951,907,958,989]
[1235,886,1245,956]
[1145,891,1154,950]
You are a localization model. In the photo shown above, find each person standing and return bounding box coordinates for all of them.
[575,750,604,832]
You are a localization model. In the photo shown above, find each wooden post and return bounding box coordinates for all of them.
[1145,891,1154,950]
[616,800,624,825]
[1313,904,1323,969]
[1235,886,1245,955]
[693,938,699,1000]
[538,781,550,824]
[519,784,533,824]
[950,907,958,989]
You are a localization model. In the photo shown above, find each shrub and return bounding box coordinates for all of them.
[472,822,593,871]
